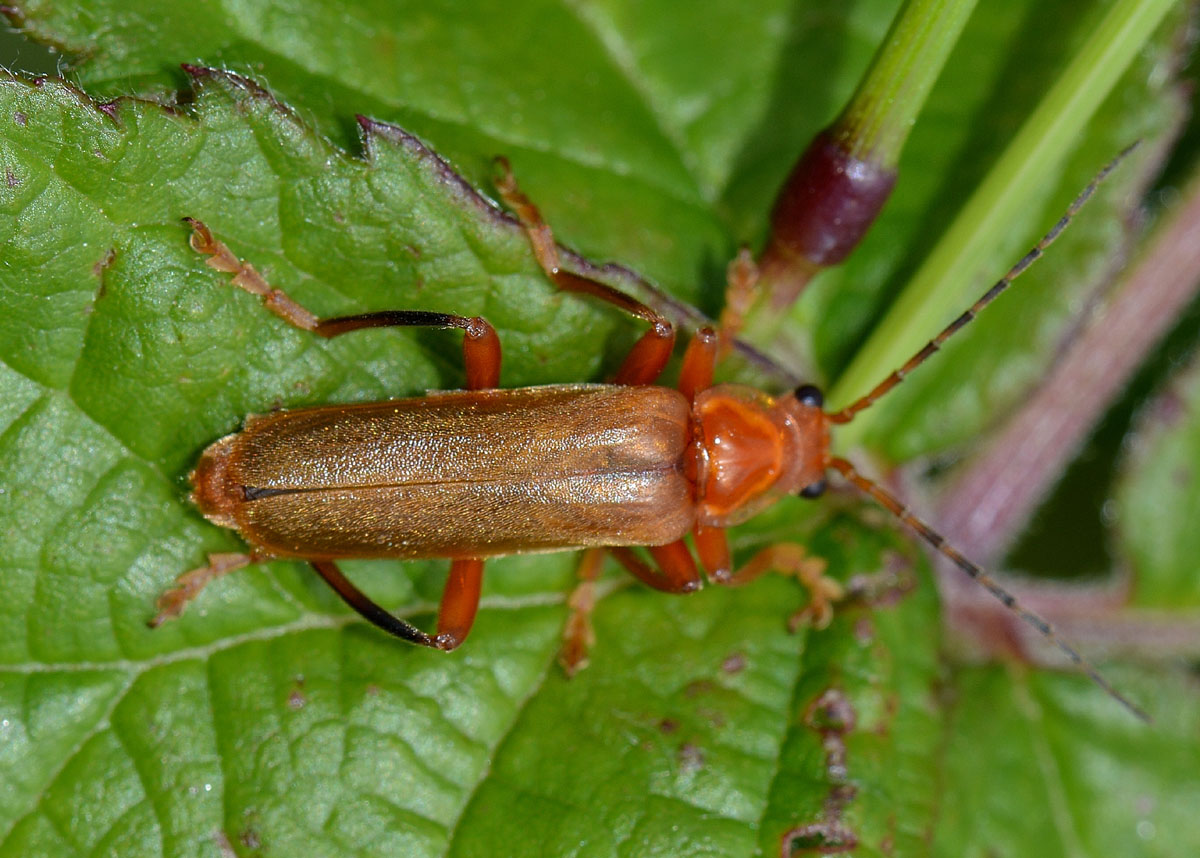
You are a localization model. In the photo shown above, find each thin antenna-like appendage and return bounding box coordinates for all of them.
[827,457,1149,722]
[829,142,1139,425]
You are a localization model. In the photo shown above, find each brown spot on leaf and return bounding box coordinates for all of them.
[780,821,858,856]
[721,651,747,674]
[12,111,25,126]
[212,830,238,858]
[92,248,116,279]
[880,814,897,856]
[805,688,856,735]
[239,828,262,849]
[658,718,679,734]
[678,742,704,774]
[781,688,861,856]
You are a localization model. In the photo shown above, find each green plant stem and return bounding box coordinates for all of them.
[835,0,979,166]
[745,0,978,344]
[830,0,1179,451]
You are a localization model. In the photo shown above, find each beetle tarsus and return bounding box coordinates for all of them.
[434,632,462,652]
[559,548,605,676]
[150,551,256,627]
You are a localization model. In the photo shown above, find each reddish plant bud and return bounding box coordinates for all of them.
[759,129,897,305]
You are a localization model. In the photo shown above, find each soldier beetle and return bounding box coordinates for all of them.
[151,152,1147,722]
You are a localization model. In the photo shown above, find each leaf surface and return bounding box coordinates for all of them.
[0,1,1196,856]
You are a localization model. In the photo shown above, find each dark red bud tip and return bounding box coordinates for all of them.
[762,128,897,271]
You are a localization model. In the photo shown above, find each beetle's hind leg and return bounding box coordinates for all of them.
[311,558,485,651]
[493,159,675,386]
[184,218,502,389]
[150,551,265,627]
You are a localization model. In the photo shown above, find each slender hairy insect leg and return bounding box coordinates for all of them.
[493,158,676,385]
[827,457,1150,722]
[149,551,261,627]
[559,548,607,676]
[185,219,503,389]
[310,560,437,647]
[716,248,760,350]
[184,218,320,331]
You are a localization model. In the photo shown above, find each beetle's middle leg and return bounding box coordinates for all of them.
[493,159,676,386]
[184,218,502,389]
[557,329,718,673]
[558,542,704,675]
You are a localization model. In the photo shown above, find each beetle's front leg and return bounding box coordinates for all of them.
[698,529,844,630]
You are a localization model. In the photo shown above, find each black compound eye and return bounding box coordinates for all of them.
[793,384,824,408]
[799,479,827,499]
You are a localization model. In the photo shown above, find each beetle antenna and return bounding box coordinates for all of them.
[828,142,1138,425]
[827,456,1149,722]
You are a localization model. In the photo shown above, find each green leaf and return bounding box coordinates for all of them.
[0,69,941,857]
[0,1,1197,855]
[1115,353,1200,607]
[934,664,1200,858]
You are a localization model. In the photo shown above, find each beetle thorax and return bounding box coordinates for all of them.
[691,385,829,528]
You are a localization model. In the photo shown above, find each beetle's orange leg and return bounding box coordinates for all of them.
[611,541,702,594]
[185,218,321,331]
[561,542,702,673]
[693,525,732,579]
[678,327,719,401]
[559,548,606,676]
[314,312,501,390]
[149,551,266,627]
[715,247,760,351]
[559,542,702,674]
[434,558,486,651]
[707,542,844,630]
[185,218,502,390]
[493,159,675,386]
[309,558,487,650]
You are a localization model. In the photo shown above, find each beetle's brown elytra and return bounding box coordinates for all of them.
[153,152,1147,721]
